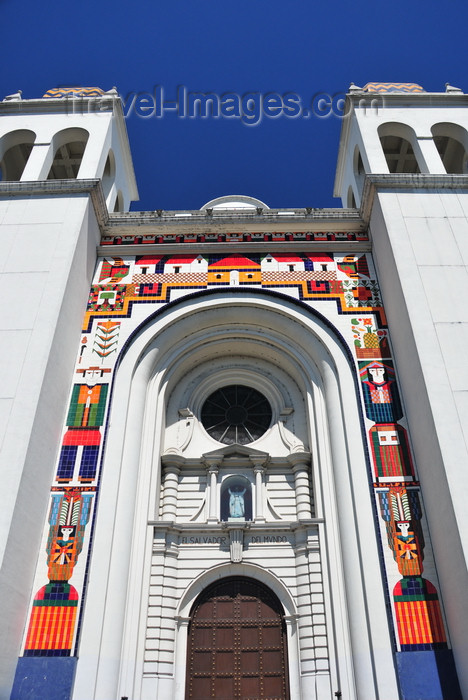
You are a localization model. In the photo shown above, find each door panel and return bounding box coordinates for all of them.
[186,577,289,700]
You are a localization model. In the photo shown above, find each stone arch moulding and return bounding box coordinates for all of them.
[71,288,399,700]
[101,148,117,207]
[45,126,89,179]
[378,120,428,173]
[431,121,468,173]
[346,184,357,208]
[352,142,367,200]
[0,128,36,180]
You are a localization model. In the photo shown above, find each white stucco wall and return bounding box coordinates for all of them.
[0,193,100,697]
[369,188,468,696]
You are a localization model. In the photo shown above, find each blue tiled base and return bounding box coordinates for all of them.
[396,650,461,700]
[11,657,77,700]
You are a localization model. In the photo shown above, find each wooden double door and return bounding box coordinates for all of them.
[186,576,289,700]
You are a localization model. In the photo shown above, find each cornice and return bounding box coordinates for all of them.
[160,450,312,470]
[105,207,363,235]
[0,178,108,228]
[360,173,468,223]
[149,520,323,530]
[345,91,468,110]
[0,96,115,116]
[0,179,373,253]
[99,207,369,253]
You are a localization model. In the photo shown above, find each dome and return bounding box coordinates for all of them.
[200,195,270,211]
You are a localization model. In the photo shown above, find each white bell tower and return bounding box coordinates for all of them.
[0,87,138,696]
[335,81,468,698]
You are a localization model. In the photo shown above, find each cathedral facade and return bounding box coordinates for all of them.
[1,83,467,700]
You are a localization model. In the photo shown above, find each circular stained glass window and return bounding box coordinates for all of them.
[201,385,272,445]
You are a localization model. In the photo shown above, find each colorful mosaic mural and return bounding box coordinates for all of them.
[21,248,448,661]
[81,252,386,331]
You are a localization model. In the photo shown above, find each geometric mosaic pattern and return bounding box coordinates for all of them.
[82,252,386,331]
[43,87,106,99]
[394,578,447,650]
[21,248,447,658]
[24,582,79,656]
[363,82,425,94]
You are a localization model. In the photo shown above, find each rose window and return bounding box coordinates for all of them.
[201,385,272,445]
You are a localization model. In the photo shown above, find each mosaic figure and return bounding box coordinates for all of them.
[23,582,79,656]
[56,367,110,482]
[46,490,93,581]
[98,256,130,284]
[23,490,93,656]
[369,423,415,482]
[394,577,447,650]
[336,254,370,279]
[359,361,403,423]
[351,317,389,359]
[378,487,424,576]
[92,320,120,360]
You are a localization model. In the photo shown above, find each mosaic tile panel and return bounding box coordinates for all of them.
[82,253,386,331]
[394,578,447,650]
[20,247,448,667]
[369,424,415,482]
[24,583,78,656]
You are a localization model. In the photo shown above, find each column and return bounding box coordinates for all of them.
[292,462,312,520]
[174,617,190,700]
[162,465,180,521]
[254,465,265,521]
[207,463,218,523]
[416,135,446,173]
[284,615,301,700]
[20,143,52,180]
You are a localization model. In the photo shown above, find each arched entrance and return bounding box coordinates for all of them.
[186,576,289,699]
[73,291,398,700]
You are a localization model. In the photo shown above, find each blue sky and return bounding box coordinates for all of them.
[2,1,467,211]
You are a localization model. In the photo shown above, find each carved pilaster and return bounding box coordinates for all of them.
[206,462,219,523]
[290,459,312,520]
[162,465,180,520]
[254,465,265,521]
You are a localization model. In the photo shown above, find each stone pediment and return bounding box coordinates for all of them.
[161,444,269,469]
[161,444,311,469]
[202,444,269,468]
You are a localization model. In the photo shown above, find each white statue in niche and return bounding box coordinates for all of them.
[228,486,246,518]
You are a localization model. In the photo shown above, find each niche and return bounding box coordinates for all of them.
[220,475,252,521]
